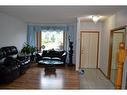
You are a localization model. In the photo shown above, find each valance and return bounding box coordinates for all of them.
[28,24,68,32]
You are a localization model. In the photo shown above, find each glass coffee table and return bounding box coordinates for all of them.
[38,60,63,73]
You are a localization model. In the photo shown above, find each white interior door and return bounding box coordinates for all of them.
[80,32,99,68]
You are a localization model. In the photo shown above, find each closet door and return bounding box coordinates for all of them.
[80,33,89,68]
[80,32,99,68]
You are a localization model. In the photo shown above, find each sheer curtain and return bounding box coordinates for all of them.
[27,25,41,47]
[27,24,68,50]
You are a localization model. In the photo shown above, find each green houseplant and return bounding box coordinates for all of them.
[21,42,36,55]
[21,42,36,61]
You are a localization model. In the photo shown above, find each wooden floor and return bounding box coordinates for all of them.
[0,63,80,89]
[0,63,114,89]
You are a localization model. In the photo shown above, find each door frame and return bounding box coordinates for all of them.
[79,31,100,69]
[107,26,126,79]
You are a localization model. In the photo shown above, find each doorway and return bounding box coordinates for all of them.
[80,31,99,69]
[108,26,126,85]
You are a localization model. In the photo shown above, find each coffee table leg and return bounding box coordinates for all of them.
[44,64,56,73]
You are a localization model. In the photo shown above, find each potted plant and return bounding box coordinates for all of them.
[30,46,37,61]
[21,42,31,55]
[30,46,36,55]
[21,42,36,61]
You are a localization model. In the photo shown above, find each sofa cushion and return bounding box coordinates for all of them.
[10,46,18,54]
[0,46,18,57]
[4,57,20,67]
[51,57,61,60]
[48,50,64,57]
[42,57,51,60]
[9,54,17,58]
[0,58,6,64]
[41,50,66,58]
[42,50,49,57]
[47,50,54,57]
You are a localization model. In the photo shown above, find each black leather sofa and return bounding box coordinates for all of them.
[36,50,67,65]
[0,46,31,83]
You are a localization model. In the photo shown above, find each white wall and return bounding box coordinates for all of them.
[80,21,103,31]
[76,20,103,70]
[100,10,127,89]
[100,15,116,76]
[0,12,27,51]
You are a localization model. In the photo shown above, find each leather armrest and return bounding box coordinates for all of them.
[0,64,18,74]
[4,57,20,67]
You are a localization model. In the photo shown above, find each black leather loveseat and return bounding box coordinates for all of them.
[0,46,31,83]
[36,50,67,65]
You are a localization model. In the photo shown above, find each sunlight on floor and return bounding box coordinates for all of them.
[40,71,64,89]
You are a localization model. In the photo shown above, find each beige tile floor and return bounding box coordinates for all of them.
[80,69,114,89]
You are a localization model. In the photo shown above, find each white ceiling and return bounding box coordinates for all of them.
[0,6,127,24]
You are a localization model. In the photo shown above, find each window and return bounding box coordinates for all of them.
[41,31,64,51]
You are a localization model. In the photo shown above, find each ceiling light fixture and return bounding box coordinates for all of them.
[91,15,101,23]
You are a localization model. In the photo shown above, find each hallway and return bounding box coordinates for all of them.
[80,69,114,89]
